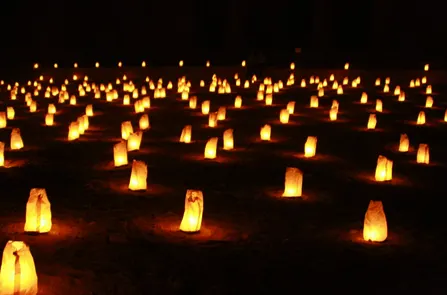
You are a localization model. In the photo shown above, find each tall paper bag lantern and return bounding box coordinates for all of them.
[416,144,429,164]
[260,124,271,141]
[398,134,409,152]
[113,140,128,167]
[47,104,56,114]
[304,136,317,158]
[189,96,197,109]
[217,107,226,120]
[179,190,204,233]
[375,156,393,182]
[202,100,210,115]
[10,128,24,150]
[0,112,6,128]
[360,92,368,104]
[444,109,447,122]
[128,160,147,191]
[6,107,14,120]
[127,131,143,151]
[180,125,192,143]
[139,114,149,130]
[0,142,4,167]
[367,114,377,129]
[287,101,295,114]
[363,200,387,242]
[68,122,80,141]
[204,137,218,159]
[208,112,218,127]
[234,96,242,108]
[45,114,54,126]
[282,167,303,197]
[425,96,433,108]
[279,109,290,124]
[85,104,94,116]
[223,129,234,150]
[24,188,52,233]
[0,241,38,295]
[329,107,338,121]
[375,99,383,112]
[417,111,425,125]
[121,121,133,140]
[426,85,432,94]
[310,95,319,108]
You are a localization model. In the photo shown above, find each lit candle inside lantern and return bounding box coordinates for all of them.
[344,63,349,70]
[304,136,317,158]
[444,109,447,122]
[360,92,368,104]
[329,107,338,121]
[234,96,242,108]
[375,155,393,181]
[180,125,192,143]
[47,104,56,114]
[416,144,429,164]
[10,128,24,150]
[337,85,343,94]
[260,124,271,141]
[398,92,405,102]
[189,96,197,109]
[45,114,54,126]
[202,100,210,115]
[139,114,150,130]
[217,107,226,120]
[286,101,295,114]
[310,95,318,108]
[29,101,37,113]
[0,142,4,167]
[127,131,143,151]
[24,188,52,233]
[204,137,218,159]
[425,96,433,108]
[265,94,273,105]
[375,78,381,86]
[417,111,425,125]
[179,190,204,233]
[394,86,401,96]
[426,85,432,94]
[0,112,6,128]
[121,121,133,140]
[223,129,234,150]
[0,241,38,294]
[422,77,427,84]
[128,160,147,191]
[363,200,387,242]
[113,140,128,167]
[208,112,218,127]
[367,114,377,129]
[282,167,303,197]
[399,134,409,152]
[375,99,383,112]
[6,107,14,120]
[68,122,80,141]
[383,85,389,93]
[424,64,429,71]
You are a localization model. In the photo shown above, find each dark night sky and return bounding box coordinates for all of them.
[0,0,446,68]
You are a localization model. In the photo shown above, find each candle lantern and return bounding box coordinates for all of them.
[45,114,54,126]
[128,160,147,191]
[223,129,234,150]
[10,128,24,149]
[180,125,192,143]
[0,112,6,128]
[204,137,218,159]
[68,122,80,141]
[287,101,295,114]
[6,107,14,120]
[234,96,242,108]
[425,96,433,108]
[189,96,197,109]
[280,109,290,124]
[375,99,383,112]
[363,200,387,242]
[202,100,210,115]
[86,104,94,116]
[0,142,4,166]
[260,124,271,141]
[24,188,52,233]
[367,114,377,129]
[179,190,204,233]
[329,107,338,121]
[417,111,425,125]
[360,92,368,104]
[208,112,218,127]
[399,134,409,152]
[217,107,226,120]
[375,155,393,181]
[416,144,429,164]
[304,136,317,158]
[121,121,133,140]
[127,131,143,151]
[139,114,149,130]
[282,167,303,197]
[48,104,56,114]
[113,140,128,167]
[310,95,318,108]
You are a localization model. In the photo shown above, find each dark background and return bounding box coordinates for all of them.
[0,0,446,69]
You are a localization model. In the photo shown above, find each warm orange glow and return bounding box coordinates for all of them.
[10,128,24,150]
[329,107,338,121]
[0,142,4,167]
[208,112,218,127]
[204,137,218,159]
[444,109,447,122]
[367,114,377,129]
[47,104,56,114]
[279,109,290,124]
[234,96,242,108]
[417,111,425,125]
[189,96,197,109]
[179,190,204,233]
[24,188,52,233]
[265,94,273,105]
[360,92,368,104]
[202,100,210,115]
[416,144,429,164]
[282,167,303,197]
[337,85,343,94]
[139,114,150,130]
[286,101,295,114]
[290,62,295,70]
[260,124,271,141]
[223,129,234,150]
[0,112,6,128]
[363,200,387,242]
[425,96,433,108]
[121,121,133,140]
[383,85,389,93]
[344,63,349,70]
[180,125,192,143]
[68,122,80,141]
[45,114,54,126]
[217,107,226,120]
[304,136,317,158]
[0,241,38,294]
[421,77,427,84]
[310,95,318,108]
[375,99,383,112]
[128,160,147,191]
[127,131,143,151]
[375,155,393,181]
[398,92,405,102]
[424,64,429,71]
[113,140,128,167]
[6,107,14,120]
[179,60,184,67]
[394,86,401,96]
[375,78,380,86]
[426,85,432,94]
[399,134,409,152]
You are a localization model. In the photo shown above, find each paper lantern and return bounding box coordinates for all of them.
[208,112,218,127]
[331,100,339,110]
[265,94,273,105]
[0,112,6,128]
[67,122,80,141]
[123,95,130,105]
[121,121,133,140]
[77,117,85,135]
[139,114,149,130]
[127,131,143,151]
[318,88,324,97]
[416,144,429,164]
[279,109,289,124]
[6,107,14,120]
[337,85,343,94]
[179,190,204,233]
[394,86,401,96]
[29,101,37,113]
[202,100,210,115]
[86,104,94,116]
[10,128,24,150]
[424,64,429,71]
[204,137,218,159]
[304,136,317,158]
[128,160,147,191]
[180,125,192,143]
[375,99,383,112]
[234,96,242,108]
[421,77,427,84]
[0,241,38,295]
[217,107,226,120]
[398,92,405,102]
[383,85,389,93]
[417,111,425,125]
[425,96,433,108]
[0,142,4,167]
[375,78,381,86]
[398,134,409,152]
[260,124,271,141]
[189,96,197,109]
[69,95,76,105]
[286,101,295,114]
[344,63,349,70]
[444,109,447,122]
[45,114,54,126]
[329,107,338,121]
[113,140,128,167]
[375,155,393,181]
[410,80,415,88]
[426,85,432,94]
[282,167,303,197]
[363,200,387,242]
[310,95,318,108]
[223,129,234,150]
[367,114,377,129]
[24,188,52,233]
[47,104,56,114]
[360,92,368,104]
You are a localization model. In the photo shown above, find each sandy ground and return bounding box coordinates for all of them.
[0,68,446,294]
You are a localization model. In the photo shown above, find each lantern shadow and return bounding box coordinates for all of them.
[353,171,412,187]
[384,143,416,154]
[7,146,39,152]
[345,229,404,246]
[405,121,433,127]
[1,221,82,243]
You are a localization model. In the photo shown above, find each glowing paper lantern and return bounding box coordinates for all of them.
[426,85,432,94]
[86,104,94,116]
[189,96,197,109]
[310,95,318,108]
[234,96,242,108]
[0,142,4,167]
[375,155,393,181]
[204,137,218,159]
[375,99,383,112]
[360,92,368,104]
[444,109,447,122]
[367,114,377,129]
[282,167,303,197]
[180,125,192,143]
[0,241,38,295]
[260,124,271,141]
[265,94,273,105]
[375,78,381,86]
[399,134,409,152]
[179,190,204,233]
[337,85,343,94]
[287,101,295,114]
[223,129,234,150]
[202,100,210,115]
[417,111,425,125]
[331,100,339,110]
[344,63,349,70]
[363,200,387,242]
[47,104,56,114]
[6,107,14,120]
[329,107,338,121]
[68,122,80,141]
[424,64,429,71]
[217,107,226,120]
[128,160,147,191]
[304,136,317,158]
[279,109,289,124]
[416,144,429,164]
[45,114,54,126]
[139,114,149,130]
[208,112,218,127]
[425,96,433,108]
[10,128,24,150]
[0,112,6,128]
[113,140,128,167]
[24,188,52,233]
[127,131,143,151]
[121,121,133,140]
